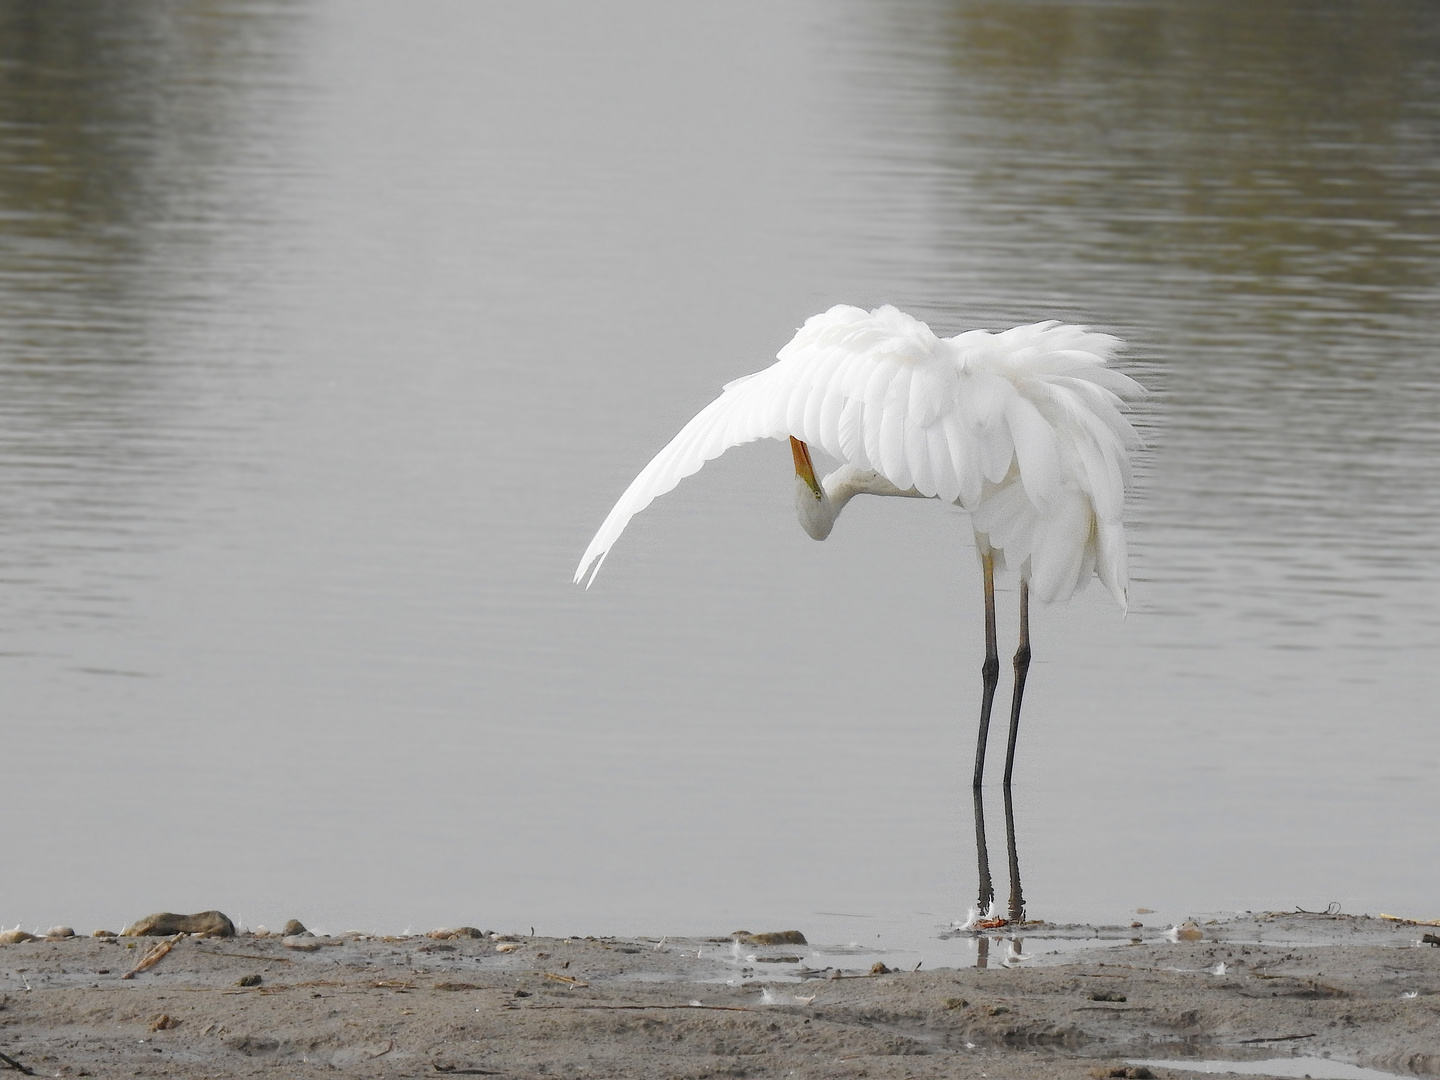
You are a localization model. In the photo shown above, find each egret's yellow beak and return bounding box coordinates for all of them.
[790,437,822,499]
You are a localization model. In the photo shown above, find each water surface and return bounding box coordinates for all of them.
[2,0,1438,949]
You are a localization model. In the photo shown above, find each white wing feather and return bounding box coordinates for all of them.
[575,305,1143,602]
[573,368,794,587]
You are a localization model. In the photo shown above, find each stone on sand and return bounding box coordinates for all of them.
[733,929,808,946]
[122,910,236,938]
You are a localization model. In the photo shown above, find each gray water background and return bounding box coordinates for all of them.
[2,0,1438,948]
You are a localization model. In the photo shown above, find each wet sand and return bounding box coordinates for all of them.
[1,912,1437,1078]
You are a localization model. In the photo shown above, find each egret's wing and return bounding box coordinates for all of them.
[777,305,967,499]
[573,368,793,587]
[575,305,1143,596]
[574,304,964,586]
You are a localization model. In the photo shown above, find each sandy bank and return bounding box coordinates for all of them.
[0,912,1436,1078]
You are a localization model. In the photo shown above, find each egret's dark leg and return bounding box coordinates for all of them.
[972,784,994,919]
[972,551,1000,788]
[1002,579,1031,786]
[1003,781,1025,925]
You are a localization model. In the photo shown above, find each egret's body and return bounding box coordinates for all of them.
[575,304,1143,784]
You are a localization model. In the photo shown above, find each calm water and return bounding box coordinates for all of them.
[2,0,1438,951]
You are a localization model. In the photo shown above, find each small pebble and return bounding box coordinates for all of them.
[45,926,76,939]
[0,929,37,945]
[281,920,308,937]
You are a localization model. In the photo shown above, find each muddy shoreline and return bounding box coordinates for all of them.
[1,912,1437,1078]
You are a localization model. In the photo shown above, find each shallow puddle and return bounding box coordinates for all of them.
[1131,1057,1405,1080]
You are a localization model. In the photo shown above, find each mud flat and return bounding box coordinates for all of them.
[0,912,1436,1078]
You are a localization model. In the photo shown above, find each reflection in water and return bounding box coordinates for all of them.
[0,0,304,624]
[1002,785,1025,927]
[850,0,1440,653]
[968,783,1027,968]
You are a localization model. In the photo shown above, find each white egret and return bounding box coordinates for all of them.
[575,304,1143,785]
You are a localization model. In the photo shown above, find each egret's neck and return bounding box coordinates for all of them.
[794,464,926,541]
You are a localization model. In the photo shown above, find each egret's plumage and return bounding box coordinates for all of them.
[574,304,1143,605]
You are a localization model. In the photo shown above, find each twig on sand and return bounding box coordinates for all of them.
[1291,903,1343,916]
[0,1050,36,1075]
[121,934,183,979]
[1239,1033,1316,1044]
[541,972,590,988]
